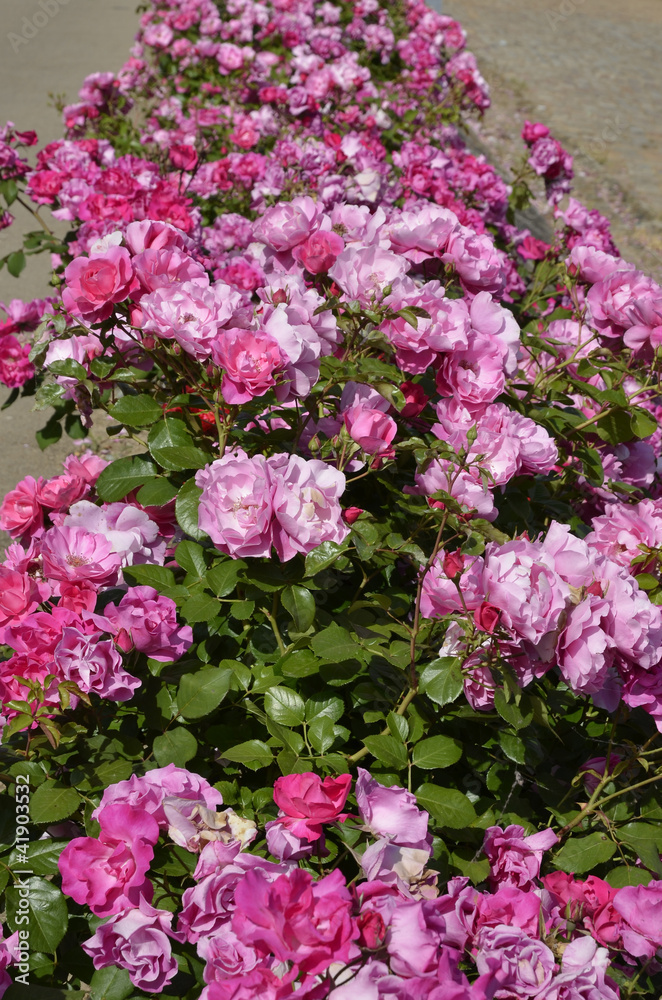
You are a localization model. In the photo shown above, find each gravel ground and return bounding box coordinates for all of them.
[444,0,662,281]
[0,0,139,499]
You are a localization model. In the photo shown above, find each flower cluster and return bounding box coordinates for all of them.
[56,766,662,998]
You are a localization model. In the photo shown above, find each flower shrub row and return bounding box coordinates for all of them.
[0,0,661,996]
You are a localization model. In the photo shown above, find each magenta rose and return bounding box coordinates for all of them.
[474,924,555,996]
[613,880,662,956]
[97,585,192,662]
[54,626,140,701]
[82,896,179,993]
[59,804,158,916]
[233,867,358,976]
[0,335,34,388]
[62,245,137,322]
[273,772,352,841]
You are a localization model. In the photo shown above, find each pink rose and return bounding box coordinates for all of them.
[83,896,179,993]
[269,453,349,562]
[0,335,34,388]
[36,473,88,512]
[233,867,358,976]
[522,120,550,143]
[131,246,208,296]
[211,327,284,404]
[40,526,122,587]
[253,196,321,251]
[483,825,558,891]
[292,230,345,273]
[328,244,408,306]
[442,227,505,295]
[613,880,662,956]
[0,476,46,537]
[124,219,192,255]
[93,764,222,828]
[54,626,140,701]
[97,586,192,662]
[273,772,351,841]
[0,566,41,628]
[140,280,242,360]
[474,924,555,996]
[356,768,430,848]
[435,332,506,413]
[196,452,273,559]
[62,245,137,322]
[59,804,158,916]
[344,404,397,455]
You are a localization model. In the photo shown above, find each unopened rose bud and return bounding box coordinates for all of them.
[343,506,364,525]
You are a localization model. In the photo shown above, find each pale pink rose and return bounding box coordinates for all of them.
[92,764,222,828]
[442,227,505,294]
[40,525,122,587]
[469,291,520,375]
[62,245,137,322]
[196,451,273,559]
[83,896,179,993]
[420,551,486,618]
[328,244,408,306]
[63,450,109,485]
[96,585,192,662]
[217,43,245,73]
[567,245,632,284]
[474,925,555,996]
[211,327,284,404]
[355,769,429,848]
[261,305,322,401]
[381,278,470,373]
[556,595,614,697]
[586,499,662,573]
[253,196,321,251]
[62,500,165,566]
[384,205,458,262]
[140,280,243,360]
[269,453,349,562]
[131,247,209,296]
[410,459,496,521]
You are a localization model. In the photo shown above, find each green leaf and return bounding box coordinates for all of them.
[8,840,65,876]
[29,783,81,824]
[363,734,408,770]
[419,658,463,707]
[135,478,179,506]
[108,394,163,426]
[308,716,335,753]
[265,686,306,727]
[554,832,617,873]
[494,690,534,730]
[152,445,209,472]
[415,783,477,828]
[593,408,634,444]
[222,739,273,768]
[122,563,177,593]
[153,727,197,767]
[176,478,206,540]
[630,407,658,440]
[615,822,662,875]
[176,540,208,578]
[312,624,360,663]
[281,585,316,632]
[6,877,68,952]
[96,455,157,502]
[206,560,244,597]
[605,866,652,888]
[412,735,462,770]
[177,667,232,719]
[499,732,527,764]
[89,966,133,1000]
[230,599,255,620]
[304,540,350,576]
[7,250,26,277]
[47,358,88,381]
[305,695,344,723]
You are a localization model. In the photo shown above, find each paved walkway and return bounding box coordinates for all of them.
[444,0,662,279]
[0,0,139,497]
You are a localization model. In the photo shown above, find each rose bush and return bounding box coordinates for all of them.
[0,0,661,996]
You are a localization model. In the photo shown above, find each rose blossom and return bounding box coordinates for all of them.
[344,404,397,455]
[83,896,179,993]
[272,772,352,841]
[233,867,358,976]
[211,327,284,404]
[92,764,222,827]
[97,586,192,662]
[40,526,122,587]
[356,769,430,848]
[196,451,273,559]
[292,230,345,273]
[474,925,555,996]
[62,244,137,322]
[0,475,45,538]
[483,825,558,891]
[253,196,321,251]
[54,626,141,701]
[58,804,158,916]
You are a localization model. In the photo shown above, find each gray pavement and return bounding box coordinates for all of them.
[0,0,139,496]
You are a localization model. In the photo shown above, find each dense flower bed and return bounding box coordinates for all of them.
[0,0,662,996]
